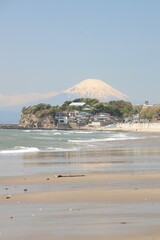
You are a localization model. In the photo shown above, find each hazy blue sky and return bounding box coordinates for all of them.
[0,0,160,108]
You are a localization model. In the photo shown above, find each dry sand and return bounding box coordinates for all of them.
[1,173,160,240]
[80,126,160,133]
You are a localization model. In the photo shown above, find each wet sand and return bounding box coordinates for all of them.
[1,131,160,239]
[1,173,160,240]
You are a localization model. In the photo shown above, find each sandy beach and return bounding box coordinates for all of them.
[1,129,160,239]
[1,172,160,240]
[82,125,160,133]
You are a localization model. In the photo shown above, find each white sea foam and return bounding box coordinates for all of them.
[73,131,94,134]
[62,131,93,135]
[63,132,71,135]
[47,147,81,152]
[22,129,43,133]
[32,130,42,132]
[0,146,40,154]
[68,136,138,143]
[40,132,51,136]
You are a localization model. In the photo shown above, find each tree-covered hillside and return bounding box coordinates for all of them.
[22,99,135,119]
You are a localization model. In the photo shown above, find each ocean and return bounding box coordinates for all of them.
[0,129,160,176]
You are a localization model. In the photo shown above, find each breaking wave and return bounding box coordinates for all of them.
[47,147,81,152]
[68,135,138,143]
[0,146,40,154]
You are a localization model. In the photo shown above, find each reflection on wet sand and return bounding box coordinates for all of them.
[21,141,160,175]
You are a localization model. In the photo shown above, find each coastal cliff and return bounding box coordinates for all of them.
[19,104,56,129]
[19,114,56,129]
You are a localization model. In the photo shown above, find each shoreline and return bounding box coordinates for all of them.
[2,123,160,132]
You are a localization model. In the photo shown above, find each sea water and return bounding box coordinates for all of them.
[0,129,160,176]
